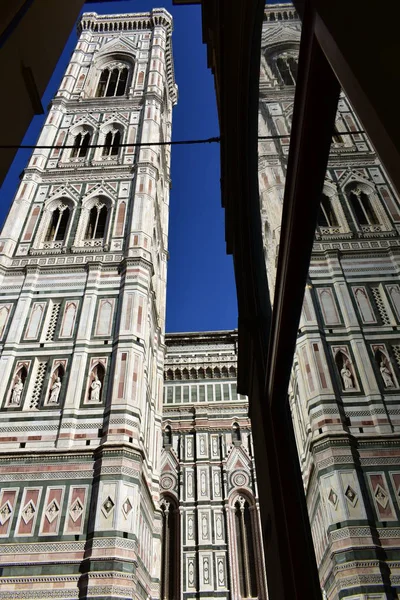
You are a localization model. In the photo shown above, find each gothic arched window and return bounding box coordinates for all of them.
[348,188,379,226]
[234,496,258,599]
[103,129,121,157]
[95,66,129,97]
[276,54,298,85]
[318,194,339,228]
[163,425,172,448]
[71,130,91,158]
[45,206,70,242]
[85,204,108,240]
[232,422,241,443]
[160,497,179,600]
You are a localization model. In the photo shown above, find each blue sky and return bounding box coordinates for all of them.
[1,0,238,334]
[0,1,248,333]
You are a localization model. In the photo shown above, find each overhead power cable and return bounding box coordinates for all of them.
[0,130,366,151]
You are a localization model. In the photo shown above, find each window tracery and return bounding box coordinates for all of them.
[32,199,75,252]
[276,53,298,85]
[44,205,70,244]
[233,496,258,599]
[84,203,108,241]
[72,196,113,251]
[70,131,91,158]
[348,187,379,227]
[318,194,339,228]
[95,64,129,97]
[102,129,121,157]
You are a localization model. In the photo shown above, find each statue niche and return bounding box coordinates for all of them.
[47,365,65,405]
[88,363,105,402]
[334,350,356,391]
[9,365,28,407]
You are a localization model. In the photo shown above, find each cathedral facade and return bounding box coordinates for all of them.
[259,4,400,599]
[161,331,267,600]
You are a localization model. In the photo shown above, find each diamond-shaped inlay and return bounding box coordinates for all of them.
[122,497,133,518]
[345,485,358,507]
[45,499,60,523]
[375,484,389,509]
[101,496,115,518]
[21,500,36,524]
[328,488,339,509]
[0,501,12,525]
[69,498,84,523]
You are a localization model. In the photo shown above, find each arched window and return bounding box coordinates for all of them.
[85,204,108,240]
[163,425,172,448]
[232,422,241,443]
[71,131,91,158]
[318,194,339,228]
[45,206,70,242]
[96,66,129,97]
[234,496,258,599]
[102,129,121,157]
[276,54,297,85]
[160,497,179,600]
[348,187,379,226]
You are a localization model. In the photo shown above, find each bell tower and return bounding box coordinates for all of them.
[0,10,177,600]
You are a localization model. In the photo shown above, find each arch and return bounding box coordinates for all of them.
[166,369,173,381]
[354,286,376,323]
[189,367,197,380]
[318,193,339,227]
[8,364,28,407]
[276,53,297,85]
[232,422,241,443]
[232,494,259,599]
[95,60,130,97]
[334,349,356,391]
[221,366,229,378]
[98,122,124,160]
[174,368,181,381]
[70,130,91,158]
[34,197,76,250]
[374,348,396,388]
[76,195,113,248]
[16,365,28,385]
[229,366,236,378]
[160,495,180,600]
[163,425,172,447]
[85,204,108,240]
[345,182,379,227]
[95,299,114,337]
[87,362,105,403]
[67,124,93,161]
[60,301,78,338]
[182,368,189,380]
[47,363,65,405]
